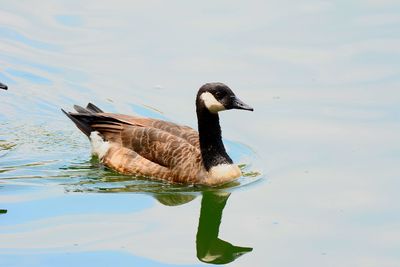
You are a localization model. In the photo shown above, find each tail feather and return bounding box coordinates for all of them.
[86,103,104,113]
[73,105,91,114]
[61,109,93,137]
[62,103,131,138]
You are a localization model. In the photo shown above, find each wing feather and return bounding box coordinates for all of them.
[63,106,205,183]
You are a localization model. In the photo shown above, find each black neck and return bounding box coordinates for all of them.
[196,104,233,171]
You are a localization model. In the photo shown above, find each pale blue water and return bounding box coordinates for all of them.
[1,1,400,266]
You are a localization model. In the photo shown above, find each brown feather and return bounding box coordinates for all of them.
[64,111,208,183]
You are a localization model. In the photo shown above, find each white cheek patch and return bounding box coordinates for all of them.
[200,92,226,113]
[90,131,110,160]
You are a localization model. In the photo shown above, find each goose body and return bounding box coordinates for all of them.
[63,83,253,185]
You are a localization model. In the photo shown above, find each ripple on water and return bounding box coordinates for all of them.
[0,119,264,198]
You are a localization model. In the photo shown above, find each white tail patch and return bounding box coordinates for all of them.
[200,92,226,113]
[90,131,110,159]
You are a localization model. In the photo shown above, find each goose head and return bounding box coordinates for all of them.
[0,82,7,90]
[196,83,253,113]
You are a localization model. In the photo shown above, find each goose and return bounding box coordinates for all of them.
[0,82,7,90]
[62,82,253,185]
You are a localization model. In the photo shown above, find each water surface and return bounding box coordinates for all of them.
[1,1,400,266]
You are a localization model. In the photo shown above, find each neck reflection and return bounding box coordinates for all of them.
[196,191,253,265]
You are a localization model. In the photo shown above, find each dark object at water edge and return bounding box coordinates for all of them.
[0,82,7,90]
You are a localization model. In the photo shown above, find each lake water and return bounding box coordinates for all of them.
[1,1,400,266]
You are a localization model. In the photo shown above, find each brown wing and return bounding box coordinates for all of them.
[95,123,205,183]
[87,113,202,169]
[120,125,200,165]
[99,113,199,147]
[63,108,205,183]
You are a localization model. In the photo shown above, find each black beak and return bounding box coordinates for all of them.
[0,82,8,90]
[230,96,253,111]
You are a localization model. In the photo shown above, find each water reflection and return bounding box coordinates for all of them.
[196,191,253,264]
[140,191,253,265]
[61,161,255,264]
[62,161,254,264]
[154,193,197,206]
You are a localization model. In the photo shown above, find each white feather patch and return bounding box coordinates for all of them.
[90,131,110,159]
[208,163,242,183]
[200,92,226,113]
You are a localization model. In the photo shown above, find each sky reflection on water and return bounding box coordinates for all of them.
[1,0,400,266]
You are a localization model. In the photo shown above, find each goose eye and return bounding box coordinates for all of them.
[214,91,224,100]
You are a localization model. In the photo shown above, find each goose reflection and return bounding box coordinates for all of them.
[152,191,253,264]
[196,191,252,264]
[64,162,253,264]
